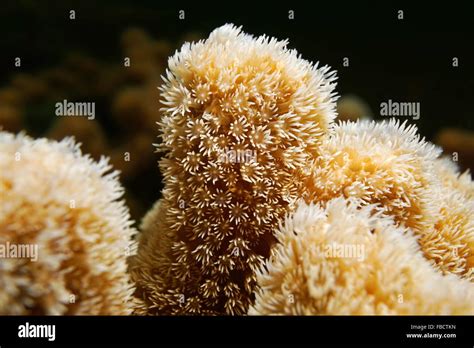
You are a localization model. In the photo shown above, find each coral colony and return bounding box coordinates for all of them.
[1,24,474,315]
[0,133,137,315]
[250,199,473,315]
[129,24,338,315]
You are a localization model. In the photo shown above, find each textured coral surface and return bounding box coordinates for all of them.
[420,158,474,281]
[0,132,137,314]
[250,198,474,315]
[129,24,338,315]
[304,119,441,234]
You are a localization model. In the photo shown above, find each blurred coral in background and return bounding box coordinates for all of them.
[0,27,203,221]
[336,94,372,122]
[435,128,474,174]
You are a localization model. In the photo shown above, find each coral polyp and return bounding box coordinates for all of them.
[0,131,138,315]
[129,24,338,315]
[250,198,474,315]
[1,21,473,318]
[304,119,441,233]
[419,157,474,281]
[302,120,474,284]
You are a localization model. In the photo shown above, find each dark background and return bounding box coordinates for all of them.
[1,1,473,222]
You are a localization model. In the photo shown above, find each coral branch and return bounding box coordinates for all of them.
[129,24,338,315]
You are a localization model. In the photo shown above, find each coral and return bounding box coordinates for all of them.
[129,24,338,315]
[250,198,474,315]
[112,84,161,134]
[10,73,49,102]
[433,156,474,199]
[0,88,24,107]
[110,133,155,180]
[129,199,176,315]
[120,28,171,82]
[0,26,191,223]
[0,131,138,315]
[304,119,441,233]
[303,120,474,282]
[2,23,469,317]
[47,116,109,160]
[418,157,474,281]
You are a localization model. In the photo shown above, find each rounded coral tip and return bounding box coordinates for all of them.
[0,131,138,315]
[130,24,338,315]
[251,198,474,315]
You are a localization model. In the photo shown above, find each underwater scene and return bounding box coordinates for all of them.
[0,1,473,323]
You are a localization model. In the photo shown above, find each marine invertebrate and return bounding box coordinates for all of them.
[129,24,338,315]
[418,157,474,281]
[0,88,24,107]
[121,28,171,82]
[250,198,474,315]
[129,200,177,315]
[0,26,197,225]
[433,156,474,199]
[304,120,474,282]
[304,119,441,233]
[0,131,138,315]
[47,116,108,160]
[10,73,49,102]
[112,84,162,134]
[110,133,155,180]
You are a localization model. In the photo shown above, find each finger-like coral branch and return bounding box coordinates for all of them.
[130,24,338,315]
